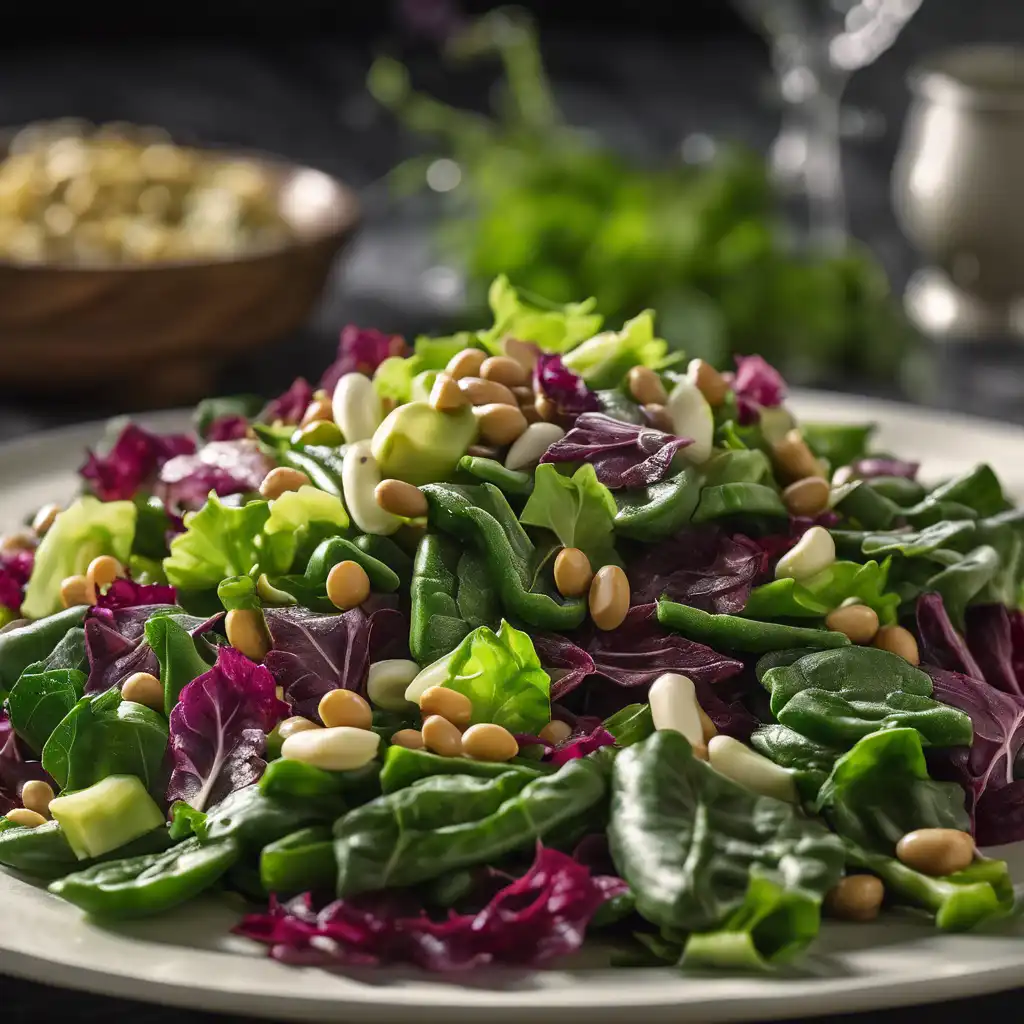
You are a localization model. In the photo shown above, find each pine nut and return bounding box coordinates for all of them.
[476,403,528,446]
[31,503,61,536]
[0,530,36,554]
[539,719,573,746]
[368,659,420,710]
[873,625,920,665]
[342,442,403,537]
[824,875,885,922]
[707,734,797,803]
[648,673,704,748]
[462,723,519,762]
[422,714,463,757]
[446,348,487,380]
[642,404,675,434]
[419,685,473,729]
[627,366,667,406]
[503,338,540,371]
[782,477,831,517]
[260,466,310,500]
[85,554,124,602]
[281,725,381,771]
[826,604,880,645]
[896,828,975,876]
[772,429,823,482]
[326,560,371,610]
[459,377,517,407]
[554,547,593,598]
[481,355,529,388]
[121,671,164,711]
[225,608,270,661]
[300,396,334,427]
[775,526,836,582]
[332,372,383,443]
[687,358,730,407]
[666,379,714,464]
[278,716,321,741]
[534,392,560,422]
[5,808,47,829]
[505,422,564,471]
[60,574,91,609]
[318,689,373,730]
[375,479,428,519]
[429,372,470,412]
[589,565,630,631]
[20,780,54,819]
[391,728,425,750]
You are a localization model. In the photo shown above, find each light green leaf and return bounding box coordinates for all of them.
[561,309,670,389]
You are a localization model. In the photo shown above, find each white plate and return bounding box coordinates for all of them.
[2,391,1024,1023]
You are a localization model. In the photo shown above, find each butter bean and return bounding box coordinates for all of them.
[772,429,823,482]
[326,560,371,610]
[824,875,885,922]
[446,348,487,380]
[589,565,630,631]
[775,526,836,582]
[121,671,164,711]
[475,403,528,446]
[281,725,380,771]
[375,479,428,519]
[553,547,593,598]
[686,358,729,407]
[539,720,573,746]
[707,735,797,803]
[665,379,713,464]
[627,366,667,406]
[462,723,519,762]
[782,476,831,517]
[5,808,47,829]
[458,376,516,406]
[391,728,425,750]
[873,625,920,665]
[278,716,320,741]
[481,355,529,388]
[259,466,310,500]
[20,780,54,819]
[418,685,473,729]
[318,689,373,730]
[648,672,704,748]
[422,714,463,757]
[896,828,975,876]
[332,372,383,443]
[368,659,420,710]
[826,604,880,645]
[225,608,270,661]
[342,441,403,537]
[429,372,470,412]
[504,422,564,471]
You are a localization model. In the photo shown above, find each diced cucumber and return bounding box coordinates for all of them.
[49,775,165,860]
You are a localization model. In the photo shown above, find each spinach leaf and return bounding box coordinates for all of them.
[925,464,1009,518]
[379,745,548,794]
[812,729,970,854]
[870,476,926,506]
[144,614,216,714]
[603,703,655,747]
[749,724,842,801]
[612,467,702,541]
[800,422,874,469]
[926,545,1000,631]
[260,826,336,895]
[833,482,901,531]
[458,455,534,496]
[0,606,88,695]
[760,647,973,750]
[859,520,976,558]
[259,757,381,809]
[6,668,86,753]
[692,483,787,524]
[34,627,88,674]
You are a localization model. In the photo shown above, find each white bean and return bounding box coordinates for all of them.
[665,378,713,464]
[405,652,455,705]
[342,441,402,536]
[332,372,383,443]
[648,673,704,748]
[367,659,420,711]
[504,422,565,471]
[707,735,797,803]
[774,526,836,582]
[281,726,381,771]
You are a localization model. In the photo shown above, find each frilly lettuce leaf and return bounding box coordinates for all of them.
[561,310,671,390]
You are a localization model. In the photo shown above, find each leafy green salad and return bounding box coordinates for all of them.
[0,275,1022,973]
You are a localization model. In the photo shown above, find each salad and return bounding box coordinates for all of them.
[0,274,1021,973]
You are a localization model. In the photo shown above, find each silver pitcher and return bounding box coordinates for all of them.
[893,45,1024,339]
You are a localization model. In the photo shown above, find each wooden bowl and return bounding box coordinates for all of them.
[0,150,359,407]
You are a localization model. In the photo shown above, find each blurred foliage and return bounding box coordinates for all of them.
[368,7,915,383]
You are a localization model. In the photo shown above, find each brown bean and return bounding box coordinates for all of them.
[86,554,124,602]
[627,366,667,406]
[824,875,885,922]
[521,404,542,425]
[260,466,311,500]
[278,716,320,741]
[225,608,270,661]
[375,479,428,519]
[318,689,373,730]
[0,530,36,555]
[692,743,709,761]
[589,565,630,631]
[421,714,463,757]
[462,723,519,762]
[32,503,61,536]
[300,396,334,426]
[467,443,502,459]
[697,705,718,744]
[873,625,920,665]
[419,686,473,729]
[481,355,529,388]
[896,828,975,876]
[771,430,822,482]
[689,359,730,407]
[539,720,572,746]
[503,337,540,372]
[476,403,528,446]
[5,808,47,829]
[553,547,593,598]
[782,476,831,517]
[446,348,487,380]
[642,403,675,434]
[60,574,90,609]
[430,372,470,412]
[826,604,880,645]
[511,385,534,404]
[326,560,371,610]
[534,392,559,422]
[458,377,517,407]
[20,780,54,819]
[391,728,425,750]
[121,671,165,710]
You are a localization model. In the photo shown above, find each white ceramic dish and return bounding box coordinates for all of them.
[2,391,1024,1023]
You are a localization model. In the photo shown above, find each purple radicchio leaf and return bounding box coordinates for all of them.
[851,457,919,481]
[166,646,288,811]
[206,415,252,442]
[262,377,314,425]
[233,844,622,971]
[532,632,596,701]
[916,593,986,682]
[0,711,54,815]
[533,353,600,423]
[964,604,1024,698]
[539,412,690,490]
[80,423,196,501]
[156,439,275,513]
[94,577,177,611]
[724,354,787,426]
[320,325,410,395]
[548,726,617,767]
[0,549,33,612]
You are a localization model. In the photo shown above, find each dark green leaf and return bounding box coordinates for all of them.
[613,468,702,541]
[603,703,654,747]
[458,455,534,496]
[800,422,874,469]
[145,613,216,714]
[260,826,336,895]
[379,745,548,794]
[749,724,841,801]
[0,606,88,695]
[6,668,86,753]
[692,482,787,524]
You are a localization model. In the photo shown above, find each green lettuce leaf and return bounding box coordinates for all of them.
[262,485,349,572]
[6,667,87,753]
[561,309,670,389]
[749,723,842,801]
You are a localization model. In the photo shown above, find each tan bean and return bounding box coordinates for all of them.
[32,503,61,536]
[511,385,535,404]
[539,719,573,746]
[535,392,559,423]
[826,604,880,645]
[589,565,630,631]
[692,743,709,761]
[259,466,311,500]
[642,404,675,434]
[419,685,474,729]
[503,337,540,371]
[782,477,831,517]
[458,377,517,407]
[688,359,730,407]
[326,560,371,610]
[121,671,165,711]
[446,348,487,380]
[391,728,425,750]
[475,403,528,446]
[697,705,718,743]
[85,554,124,602]
[225,608,270,661]
[430,372,470,412]
[20,780,54,819]
[771,430,823,482]
[896,828,975,876]
[422,714,463,757]
[627,366,667,406]
[873,625,920,665]
[481,355,529,388]
[462,723,519,762]
[5,808,47,829]
[60,574,90,608]
[554,547,593,598]
[318,689,373,730]
[300,396,334,426]
[520,404,542,425]
[467,443,502,460]
[278,716,320,741]
[0,530,36,554]
[375,479,428,519]
[824,874,885,922]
